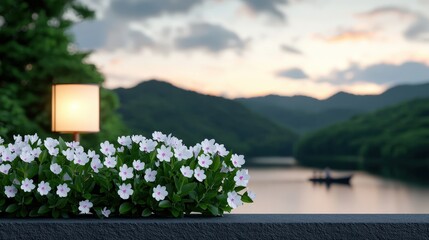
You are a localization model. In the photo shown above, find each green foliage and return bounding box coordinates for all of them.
[0,135,253,218]
[294,98,429,179]
[0,0,127,148]
[115,80,297,157]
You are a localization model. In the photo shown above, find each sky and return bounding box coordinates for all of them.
[72,0,429,99]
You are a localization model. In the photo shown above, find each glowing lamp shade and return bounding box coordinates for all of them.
[52,84,100,134]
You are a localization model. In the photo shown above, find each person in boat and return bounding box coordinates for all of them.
[324,167,331,179]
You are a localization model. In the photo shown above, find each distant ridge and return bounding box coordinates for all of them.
[236,81,429,133]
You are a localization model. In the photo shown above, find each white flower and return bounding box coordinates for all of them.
[28,134,39,145]
[48,147,59,157]
[117,183,134,200]
[100,141,116,156]
[21,178,36,192]
[0,164,11,174]
[165,135,183,148]
[156,145,173,162]
[155,161,160,167]
[231,154,245,168]
[62,149,74,161]
[118,136,132,148]
[87,150,96,158]
[132,160,145,171]
[4,185,17,198]
[132,135,145,144]
[44,138,59,149]
[101,207,111,218]
[66,141,80,149]
[139,139,157,153]
[198,154,213,168]
[31,147,42,158]
[227,191,243,209]
[79,200,93,214]
[56,183,71,197]
[201,139,216,154]
[152,185,168,201]
[215,143,229,157]
[20,151,35,163]
[174,146,193,161]
[248,190,256,201]
[37,181,51,196]
[2,149,17,162]
[50,163,62,175]
[144,168,157,182]
[13,135,23,143]
[0,137,4,144]
[104,156,117,168]
[74,152,89,166]
[180,166,193,178]
[234,169,250,187]
[91,158,103,173]
[117,146,124,153]
[74,146,85,154]
[119,164,134,181]
[152,131,167,142]
[192,143,202,157]
[194,167,206,182]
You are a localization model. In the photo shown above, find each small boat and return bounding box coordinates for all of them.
[309,175,353,185]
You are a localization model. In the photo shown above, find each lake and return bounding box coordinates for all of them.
[235,157,429,213]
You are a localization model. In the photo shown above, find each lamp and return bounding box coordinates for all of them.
[52,84,100,142]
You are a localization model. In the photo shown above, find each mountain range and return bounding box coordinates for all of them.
[236,82,429,132]
[115,80,297,156]
[114,80,429,157]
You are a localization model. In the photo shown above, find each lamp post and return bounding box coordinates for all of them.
[51,84,100,142]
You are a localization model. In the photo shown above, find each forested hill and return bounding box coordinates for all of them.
[294,98,429,180]
[115,80,297,156]
[237,82,429,133]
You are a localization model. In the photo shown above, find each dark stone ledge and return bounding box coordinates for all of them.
[1,214,429,240]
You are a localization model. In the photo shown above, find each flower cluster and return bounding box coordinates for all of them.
[0,133,254,218]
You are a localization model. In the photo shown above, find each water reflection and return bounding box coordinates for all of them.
[235,157,429,213]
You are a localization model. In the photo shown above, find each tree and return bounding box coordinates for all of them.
[0,0,127,147]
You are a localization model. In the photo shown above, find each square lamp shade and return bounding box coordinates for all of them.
[52,84,100,134]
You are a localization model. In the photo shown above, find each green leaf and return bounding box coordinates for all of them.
[159,200,171,208]
[208,204,219,216]
[119,202,133,214]
[58,137,67,152]
[234,186,246,192]
[181,183,197,195]
[24,196,33,205]
[19,207,28,217]
[171,209,180,217]
[5,204,18,213]
[52,209,60,218]
[189,191,197,200]
[83,193,92,200]
[74,175,83,192]
[212,155,221,171]
[142,208,152,217]
[29,209,39,217]
[0,198,6,206]
[38,205,50,215]
[241,192,253,203]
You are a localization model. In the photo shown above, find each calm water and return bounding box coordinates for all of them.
[235,157,429,213]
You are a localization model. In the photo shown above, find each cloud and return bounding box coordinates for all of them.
[174,23,246,53]
[319,61,429,85]
[280,44,302,54]
[277,68,308,79]
[72,19,156,51]
[358,6,429,42]
[315,28,375,42]
[110,0,202,20]
[241,0,288,21]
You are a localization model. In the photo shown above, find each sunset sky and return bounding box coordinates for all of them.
[73,0,429,99]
